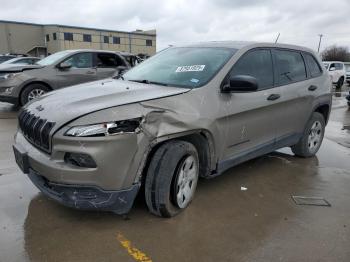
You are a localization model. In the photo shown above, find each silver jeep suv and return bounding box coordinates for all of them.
[13,42,332,217]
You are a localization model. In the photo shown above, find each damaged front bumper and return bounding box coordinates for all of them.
[27,168,140,214]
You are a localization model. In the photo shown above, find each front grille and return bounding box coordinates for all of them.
[18,110,55,152]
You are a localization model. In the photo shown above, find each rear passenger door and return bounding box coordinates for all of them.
[272,49,315,142]
[95,53,127,79]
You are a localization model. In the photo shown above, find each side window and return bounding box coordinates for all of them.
[64,32,73,41]
[96,53,123,68]
[335,63,343,70]
[329,63,335,70]
[230,49,273,89]
[64,53,93,68]
[304,53,322,78]
[275,50,306,85]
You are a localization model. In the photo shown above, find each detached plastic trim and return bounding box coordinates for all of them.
[27,169,140,215]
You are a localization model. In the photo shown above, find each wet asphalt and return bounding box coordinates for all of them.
[0,87,350,262]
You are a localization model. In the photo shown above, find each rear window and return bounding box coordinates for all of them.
[304,53,322,77]
[275,50,307,85]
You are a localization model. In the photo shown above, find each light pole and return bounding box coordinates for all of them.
[317,34,323,53]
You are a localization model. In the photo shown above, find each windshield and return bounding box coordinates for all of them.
[323,63,329,70]
[123,47,236,88]
[36,51,72,66]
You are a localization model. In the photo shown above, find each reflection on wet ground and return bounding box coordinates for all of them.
[0,89,349,261]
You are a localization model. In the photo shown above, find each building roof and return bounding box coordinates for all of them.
[0,20,156,37]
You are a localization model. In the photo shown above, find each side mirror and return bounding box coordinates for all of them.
[329,67,336,71]
[221,75,259,93]
[58,62,72,70]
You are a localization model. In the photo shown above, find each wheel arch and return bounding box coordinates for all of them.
[314,103,330,124]
[19,81,53,105]
[139,130,216,184]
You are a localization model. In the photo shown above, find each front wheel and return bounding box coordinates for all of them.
[20,84,49,105]
[291,112,325,157]
[145,140,199,217]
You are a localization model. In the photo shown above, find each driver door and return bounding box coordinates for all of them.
[218,49,283,164]
[55,52,97,88]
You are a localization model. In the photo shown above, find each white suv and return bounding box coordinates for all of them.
[344,62,350,86]
[323,61,346,88]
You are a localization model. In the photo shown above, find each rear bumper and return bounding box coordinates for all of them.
[27,168,140,214]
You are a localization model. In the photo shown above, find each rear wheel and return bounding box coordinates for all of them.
[145,140,199,217]
[20,83,49,105]
[291,112,325,157]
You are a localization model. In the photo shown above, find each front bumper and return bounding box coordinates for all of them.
[27,168,140,214]
[0,94,17,104]
[14,126,149,191]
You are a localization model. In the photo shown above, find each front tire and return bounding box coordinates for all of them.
[291,112,325,157]
[20,84,49,105]
[145,140,199,217]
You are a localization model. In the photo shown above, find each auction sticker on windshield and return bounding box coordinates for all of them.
[176,65,205,72]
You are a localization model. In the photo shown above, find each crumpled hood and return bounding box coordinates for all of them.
[25,79,190,129]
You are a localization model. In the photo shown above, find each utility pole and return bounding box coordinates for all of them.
[317,34,323,52]
[275,33,280,43]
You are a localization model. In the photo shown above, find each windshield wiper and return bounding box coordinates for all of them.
[128,79,168,86]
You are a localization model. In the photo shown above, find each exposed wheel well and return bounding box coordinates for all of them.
[19,81,52,105]
[142,132,212,183]
[314,104,330,123]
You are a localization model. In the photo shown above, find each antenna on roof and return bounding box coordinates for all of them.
[275,33,280,43]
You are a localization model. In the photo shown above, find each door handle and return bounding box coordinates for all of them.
[86,71,95,75]
[267,94,281,101]
[308,85,318,91]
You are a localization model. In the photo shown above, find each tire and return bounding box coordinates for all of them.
[145,140,199,217]
[20,83,50,105]
[291,112,325,158]
[336,77,344,89]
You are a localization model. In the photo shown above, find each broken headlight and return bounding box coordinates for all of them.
[64,118,141,137]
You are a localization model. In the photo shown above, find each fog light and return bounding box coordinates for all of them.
[64,153,97,168]
[5,87,14,93]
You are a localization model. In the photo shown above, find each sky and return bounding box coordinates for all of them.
[0,0,349,52]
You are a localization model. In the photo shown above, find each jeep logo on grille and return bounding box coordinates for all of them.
[36,105,44,112]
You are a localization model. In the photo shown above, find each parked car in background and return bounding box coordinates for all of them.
[0,55,16,64]
[323,61,346,88]
[13,42,331,217]
[344,62,350,86]
[0,57,40,66]
[0,57,42,81]
[0,49,129,105]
